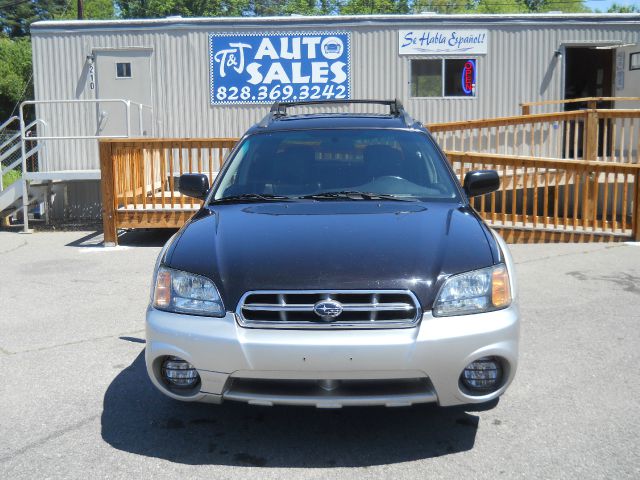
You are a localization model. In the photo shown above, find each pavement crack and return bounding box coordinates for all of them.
[6,329,145,356]
[0,239,27,255]
[0,414,100,463]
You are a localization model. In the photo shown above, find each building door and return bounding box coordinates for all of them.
[94,49,153,137]
[563,47,614,158]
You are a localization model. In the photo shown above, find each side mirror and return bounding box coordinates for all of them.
[178,173,209,200]
[463,170,500,198]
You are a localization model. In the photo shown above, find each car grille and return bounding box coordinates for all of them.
[236,290,421,329]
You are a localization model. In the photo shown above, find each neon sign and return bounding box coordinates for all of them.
[461,60,476,96]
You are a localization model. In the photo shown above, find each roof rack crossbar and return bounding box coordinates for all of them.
[259,99,418,128]
[270,99,404,116]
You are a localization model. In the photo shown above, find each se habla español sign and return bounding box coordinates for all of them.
[399,30,488,55]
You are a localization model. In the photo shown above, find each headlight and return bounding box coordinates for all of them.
[153,265,225,317]
[433,264,511,317]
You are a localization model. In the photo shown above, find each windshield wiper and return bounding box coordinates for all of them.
[211,193,292,204]
[298,191,416,202]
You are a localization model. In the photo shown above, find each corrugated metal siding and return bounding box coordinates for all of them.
[31,18,640,173]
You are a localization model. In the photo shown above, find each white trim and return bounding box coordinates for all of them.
[31,13,640,31]
[23,170,101,182]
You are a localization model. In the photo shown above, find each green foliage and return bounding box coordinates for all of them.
[607,3,640,13]
[114,0,593,17]
[411,0,467,14]
[474,0,529,14]
[115,0,345,17]
[339,1,410,15]
[0,37,32,119]
[0,0,68,37]
[1,169,21,189]
[116,1,247,18]
[537,0,590,13]
[58,0,116,20]
[412,0,588,14]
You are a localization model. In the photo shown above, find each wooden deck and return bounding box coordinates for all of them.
[99,101,640,246]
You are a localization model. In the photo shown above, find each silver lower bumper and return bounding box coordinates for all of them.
[145,304,519,408]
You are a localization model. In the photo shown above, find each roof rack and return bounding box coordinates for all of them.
[258,99,418,128]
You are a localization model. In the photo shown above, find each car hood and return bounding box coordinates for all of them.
[165,201,497,311]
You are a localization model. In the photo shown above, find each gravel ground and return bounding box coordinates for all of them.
[0,230,638,479]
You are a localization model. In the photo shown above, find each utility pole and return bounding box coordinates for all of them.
[77,0,84,20]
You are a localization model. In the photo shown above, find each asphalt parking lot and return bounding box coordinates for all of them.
[1,229,639,479]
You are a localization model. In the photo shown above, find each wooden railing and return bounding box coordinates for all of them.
[448,152,640,243]
[100,113,639,245]
[520,97,640,115]
[100,138,237,245]
[427,109,640,164]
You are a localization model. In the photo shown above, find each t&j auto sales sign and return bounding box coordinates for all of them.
[209,32,351,104]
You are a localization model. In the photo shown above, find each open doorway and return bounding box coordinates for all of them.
[564,47,613,107]
[563,47,614,158]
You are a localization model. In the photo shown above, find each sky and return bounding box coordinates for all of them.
[584,0,639,11]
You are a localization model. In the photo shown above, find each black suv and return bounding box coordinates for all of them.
[146,100,519,408]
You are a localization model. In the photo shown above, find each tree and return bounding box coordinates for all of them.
[0,0,68,37]
[58,0,116,19]
[116,1,252,18]
[474,0,529,14]
[339,1,410,15]
[411,0,467,14]
[115,0,344,17]
[0,36,32,119]
[525,0,589,13]
[607,3,640,13]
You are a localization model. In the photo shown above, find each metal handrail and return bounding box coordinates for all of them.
[1,155,25,177]
[0,116,19,133]
[129,101,154,137]
[0,141,21,165]
[1,119,44,176]
[19,99,133,140]
[1,116,21,192]
[3,99,154,230]
[1,130,21,152]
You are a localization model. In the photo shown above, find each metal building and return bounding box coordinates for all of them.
[11,13,640,221]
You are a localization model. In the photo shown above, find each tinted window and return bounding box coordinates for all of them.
[213,129,459,201]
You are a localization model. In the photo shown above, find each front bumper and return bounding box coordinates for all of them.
[145,304,519,408]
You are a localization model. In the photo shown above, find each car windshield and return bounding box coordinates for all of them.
[212,129,460,202]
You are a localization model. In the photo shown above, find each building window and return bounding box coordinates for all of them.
[116,62,132,78]
[630,52,640,71]
[410,59,477,97]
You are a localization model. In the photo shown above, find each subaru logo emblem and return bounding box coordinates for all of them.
[313,300,343,319]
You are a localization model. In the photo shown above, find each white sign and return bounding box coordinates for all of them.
[399,30,488,55]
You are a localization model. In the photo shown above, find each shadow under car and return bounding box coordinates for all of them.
[101,349,487,467]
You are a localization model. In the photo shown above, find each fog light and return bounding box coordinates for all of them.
[461,357,503,394]
[161,356,199,388]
